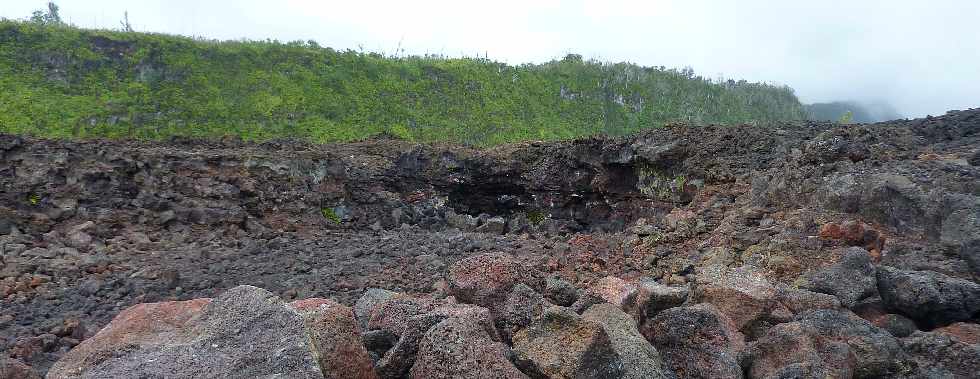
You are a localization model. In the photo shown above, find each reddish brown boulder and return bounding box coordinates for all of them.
[934,322,980,345]
[642,304,746,379]
[748,322,852,378]
[46,286,334,378]
[50,297,211,377]
[586,276,638,310]
[690,265,788,335]
[446,253,540,307]
[367,295,441,335]
[409,317,527,379]
[288,298,378,379]
[818,221,885,261]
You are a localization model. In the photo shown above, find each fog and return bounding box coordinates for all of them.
[3,0,979,118]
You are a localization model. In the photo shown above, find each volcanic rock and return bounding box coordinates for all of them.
[512,306,623,378]
[642,304,745,379]
[409,316,526,379]
[876,266,980,327]
[799,247,878,308]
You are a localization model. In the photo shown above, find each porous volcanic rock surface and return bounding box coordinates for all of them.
[1,109,979,378]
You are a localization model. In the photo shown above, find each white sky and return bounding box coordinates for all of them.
[3,0,979,117]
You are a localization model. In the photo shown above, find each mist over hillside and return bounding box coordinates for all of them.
[805,101,904,123]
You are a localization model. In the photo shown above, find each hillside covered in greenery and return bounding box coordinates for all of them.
[0,19,808,145]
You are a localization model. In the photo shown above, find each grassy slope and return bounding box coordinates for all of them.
[0,21,807,145]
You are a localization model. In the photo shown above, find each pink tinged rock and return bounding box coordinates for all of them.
[446,253,539,307]
[587,276,638,310]
[409,317,527,379]
[748,322,852,379]
[690,265,788,334]
[288,298,378,379]
[934,322,980,345]
[47,285,335,378]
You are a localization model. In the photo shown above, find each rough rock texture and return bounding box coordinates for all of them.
[876,266,980,328]
[544,276,579,307]
[748,322,850,379]
[3,109,980,376]
[689,265,788,336]
[934,322,980,345]
[774,285,842,315]
[585,276,638,310]
[582,303,675,379]
[800,247,878,308]
[47,285,325,378]
[901,330,980,378]
[1,357,41,379]
[498,284,547,342]
[409,316,527,379]
[446,253,541,308]
[642,304,746,379]
[288,298,377,379]
[794,309,905,378]
[512,306,623,378]
[368,299,488,378]
[633,280,689,322]
[354,288,399,330]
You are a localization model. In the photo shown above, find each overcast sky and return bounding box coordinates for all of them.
[3,0,979,117]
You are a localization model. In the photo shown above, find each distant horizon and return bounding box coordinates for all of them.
[3,0,978,118]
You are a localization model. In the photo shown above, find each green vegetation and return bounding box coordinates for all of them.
[320,207,341,224]
[526,210,546,226]
[0,18,808,145]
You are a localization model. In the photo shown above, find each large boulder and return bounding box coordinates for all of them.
[368,298,498,379]
[799,247,878,308]
[689,265,788,336]
[288,298,378,379]
[901,330,980,378]
[47,286,330,378]
[544,276,579,306]
[498,284,547,342]
[585,276,638,310]
[409,317,527,379]
[876,266,980,327]
[354,288,398,330]
[774,284,841,315]
[642,304,746,379]
[582,304,675,379]
[512,306,623,378]
[748,322,850,379]
[633,279,689,322]
[446,253,541,308]
[794,309,905,378]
